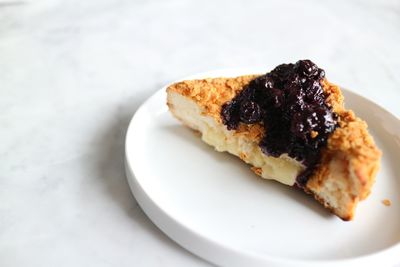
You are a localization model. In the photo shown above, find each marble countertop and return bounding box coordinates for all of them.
[1,0,399,266]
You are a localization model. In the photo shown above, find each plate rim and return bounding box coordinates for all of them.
[125,69,400,267]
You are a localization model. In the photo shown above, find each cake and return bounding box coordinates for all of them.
[166,60,381,220]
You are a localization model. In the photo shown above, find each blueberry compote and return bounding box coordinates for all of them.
[221,60,338,186]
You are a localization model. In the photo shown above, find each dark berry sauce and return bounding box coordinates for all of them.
[221,60,337,186]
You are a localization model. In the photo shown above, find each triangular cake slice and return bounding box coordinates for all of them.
[166,60,381,220]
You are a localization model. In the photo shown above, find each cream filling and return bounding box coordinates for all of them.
[168,92,305,186]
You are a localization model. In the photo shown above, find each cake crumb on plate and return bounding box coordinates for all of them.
[382,199,391,206]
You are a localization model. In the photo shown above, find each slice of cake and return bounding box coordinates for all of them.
[166,60,381,220]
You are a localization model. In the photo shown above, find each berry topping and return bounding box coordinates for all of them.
[221,60,338,185]
[239,101,262,124]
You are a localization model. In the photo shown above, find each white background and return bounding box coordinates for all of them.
[0,0,399,266]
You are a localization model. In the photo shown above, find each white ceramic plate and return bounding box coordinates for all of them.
[125,69,400,267]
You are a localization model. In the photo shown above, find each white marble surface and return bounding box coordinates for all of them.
[0,0,399,266]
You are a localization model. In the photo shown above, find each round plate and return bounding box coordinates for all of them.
[125,69,400,267]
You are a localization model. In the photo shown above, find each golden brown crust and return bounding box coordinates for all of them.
[167,75,382,220]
